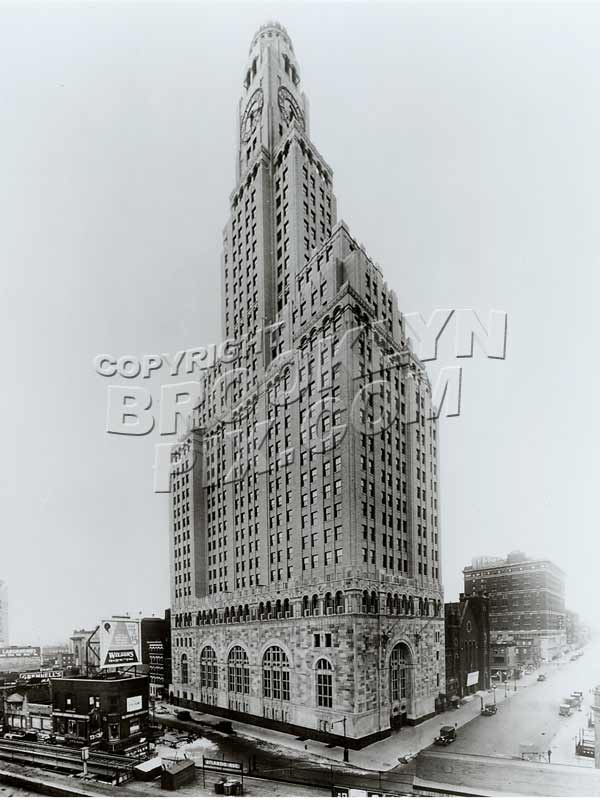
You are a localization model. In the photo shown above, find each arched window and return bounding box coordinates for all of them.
[370,591,379,614]
[181,654,189,685]
[316,658,333,708]
[335,590,344,613]
[362,590,369,613]
[262,646,290,701]
[200,646,218,689]
[311,594,320,615]
[390,643,411,703]
[228,646,250,695]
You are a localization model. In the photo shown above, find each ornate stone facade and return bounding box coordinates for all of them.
[168,22,445,746]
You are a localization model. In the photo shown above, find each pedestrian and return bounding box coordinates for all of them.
[547,749,551,763]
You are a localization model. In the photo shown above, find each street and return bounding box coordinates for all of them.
[146,640,598,796]
[450,641,598,763]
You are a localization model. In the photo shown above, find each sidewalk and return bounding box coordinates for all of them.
[167,671,544,773]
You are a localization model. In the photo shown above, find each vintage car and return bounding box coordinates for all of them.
[434,726,457,746]
[571,691,583,709]
[481,703,497,716]
[559,704,573,717]
[537,674,547,682]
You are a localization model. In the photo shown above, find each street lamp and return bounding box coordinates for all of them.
[332,717,349,762]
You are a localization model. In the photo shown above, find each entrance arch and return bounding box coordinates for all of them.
[389,641,413,728]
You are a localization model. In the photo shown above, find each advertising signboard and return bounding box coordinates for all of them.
[127,695,143,712]
[0,647,40,659]
[0,647,42,673]
[99,618,141,668]
[466,670,480,687]
[19,670,63,681]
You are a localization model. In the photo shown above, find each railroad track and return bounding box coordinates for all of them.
[0,739,138,781]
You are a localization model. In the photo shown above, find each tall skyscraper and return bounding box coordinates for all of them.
[0,580,8,647]
[169,22,444,746]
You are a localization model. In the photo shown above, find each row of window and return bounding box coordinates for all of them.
[178,642,414,708]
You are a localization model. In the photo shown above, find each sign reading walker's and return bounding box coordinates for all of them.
[99,618,141,668]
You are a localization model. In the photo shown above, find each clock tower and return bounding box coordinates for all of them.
[238,21,308,181]
[169,21,445,749]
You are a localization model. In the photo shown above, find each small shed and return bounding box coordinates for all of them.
[161,758,195,790]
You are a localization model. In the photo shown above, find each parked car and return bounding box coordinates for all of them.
[559,704,573,717]
[434,726,456,746]
[176,710,192,722]
[537,674,547,682]
[481,703,497,716]
[3,732,27,741]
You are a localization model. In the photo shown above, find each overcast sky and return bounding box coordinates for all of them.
[1,2,597,645]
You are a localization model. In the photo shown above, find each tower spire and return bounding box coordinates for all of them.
[237,22,308,179]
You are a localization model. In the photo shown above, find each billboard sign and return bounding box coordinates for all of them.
[99,618,141,668]
[127,695,143,712]
[0,647,40,659]
[19,670,63,681]
[466,670,480,687]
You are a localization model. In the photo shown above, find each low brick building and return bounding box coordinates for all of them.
[50,674,149,753]
[1,682,52,734]
[444,594,490,698]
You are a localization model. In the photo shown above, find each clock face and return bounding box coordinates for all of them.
[241,89,264,143]
[278,87,304,129]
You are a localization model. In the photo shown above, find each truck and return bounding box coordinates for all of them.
[571,691,583,709]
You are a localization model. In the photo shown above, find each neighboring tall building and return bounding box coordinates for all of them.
[444,594,490,699]
[463,552,566,663]
[168,21,444,746]
[0,581,8,647]
[565,609,589,650]
[140,613,172,699]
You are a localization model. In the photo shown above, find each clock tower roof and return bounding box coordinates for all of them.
[237,22,307,178]
[249,21,294,54]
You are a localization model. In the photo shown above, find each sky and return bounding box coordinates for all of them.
[1,2,597,645]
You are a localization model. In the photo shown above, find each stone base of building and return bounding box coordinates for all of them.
[173,694,391,749]
[169,604,446,748]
